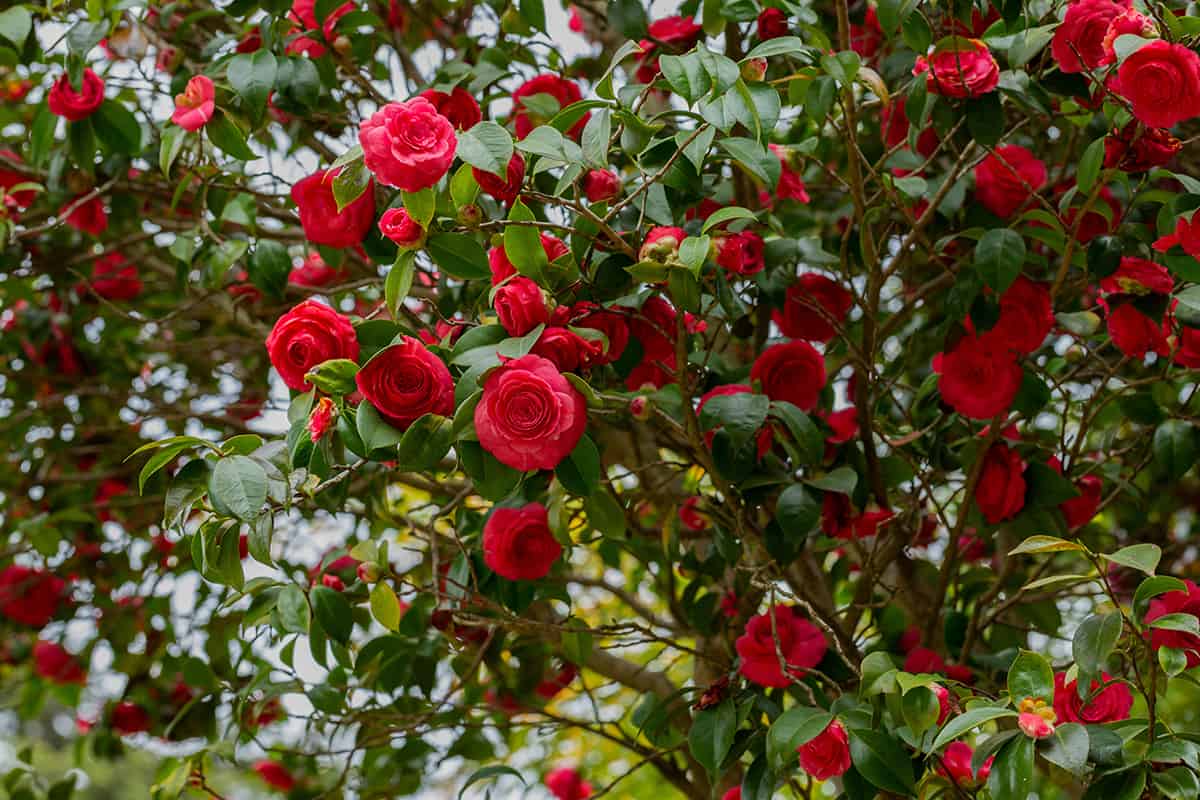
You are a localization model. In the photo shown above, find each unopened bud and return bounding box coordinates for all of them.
[630,395,652,420]
[741,57,768,82]
[356,562,380,583]
[458,203,484,227]
[321,573,345,592]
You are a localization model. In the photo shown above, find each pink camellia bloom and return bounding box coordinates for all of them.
[359,98,458,191]
[1018,711,1055,739]
[171,75,215,131]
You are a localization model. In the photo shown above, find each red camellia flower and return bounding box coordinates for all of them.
[715,230,765,276]
[0,566,66,628]
[1145,579,1200,666]
[757,7,789,40]
[933,331,1023,420]
[513,74,588,139]
[354,337,454,430]
[1104,122,1180,173]
[1115,40,1200,129]
[698,384,773,459]
[289,252,344,288]
[1104,302,1172,358]
[570,301,630,364]
[1050,0,1127,73]
[254,760,296,792]
[48,68,105,121]
[473,152,526,203]
[1154,211,1200,259]
[475,354,587,471]
[0,149,36,208]
[265,300,360,392]
[1176,326,1200,368]
[678,496,708,532]
[171,75,215,131]
[974,145,1047,219]
[291,169,376,248]
[531,326,601,372]
[359,98,458,191]
[418,86,482,131]
[545,765,592,800]
[483,503,562,581]
[751,340,826,411]
[774,273,854,342]
[913,38,999,98]
[850,7,884,59]
[992,276,1053,355]
[771,144,811,203]
[489,234,569,284]
[1061,473,1103,529]
[33,641,86,685]
[722,789,742,800]
[797,719,851,780]
[1101,256,1173,295]
[582,169,621,203]
[939,741,992,788]
[85,253,143,301]
[62,194,108,236]
[880,97,939,158]
[110,701,151,735]
[1052,671,1133,724]
[735,605,827,688]
[494,276,550,336]
[975,443,1027,524]
[1101,9,1156,65]
[378,207,425,248]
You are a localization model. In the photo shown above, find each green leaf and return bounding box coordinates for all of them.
[740,753,775,800]
[561,623,593,664]
[555,434,601,496]
[310,585,352,644]
[848,729,916,794]
[402,187,436,227]
[932,705,1018,751]
[0,7,32,47]
[1176,285,1200,327]
[1160,646,1189,677]
[1149,612,1200,635]
[93,101,142,155]
[356,402,405,453]
[689,699,737,775]
[247,240,291,300]
[1133,576,1188,613]
[458,766,525,799]
[332,158,371,212]
[206,111,256,160]
[583,491,625,537]
[1073,612,1123,690]
[902,686,940,736]
[767,707,833,769]
[966,91,1004,147]
[503,201,549,280]
[1007,649,1053,702]
[776,483,820,538]
[517,125,582,163]
[987,735,1034,800]
[698,391,769,448]
[277,585,310,633]
[976,228,1025,293]
[519,0,546,31]
[660,52,711,104]
[370,582,402,631]
[395,413,453,470]
[678,235,710,274]
[1077,137,1105,193]
[580,108,612,169]
[208,455,268,522]
[769,401,823,465]
[1155,420,1196,481]
[701,206,757,234]
[386,250,416,318]
[745,36,808,59]
[607,0,648,39]
[1008,535,1086,555]
[1102,543,1161,575]
[159,125,188,176]
[805,466,858,494]
[427,233,491,280]
[1039,722,1089,776]
[248,513,273,566]
[227,50,277,119]
[456,121,513,176]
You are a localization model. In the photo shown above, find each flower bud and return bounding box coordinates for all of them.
[638,226,686,264]
[321,573,345,592]
[333,35,353,56]
[308,397,337,442]
[630,395,652,420]
[582,169,621,203]
[741,57,768,82]
[379,208,425,250]
[356,562,380,583]
[457,203,483,227]
[1018,711,1055,739]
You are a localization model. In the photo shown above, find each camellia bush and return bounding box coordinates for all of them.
[9,0,1200,798]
